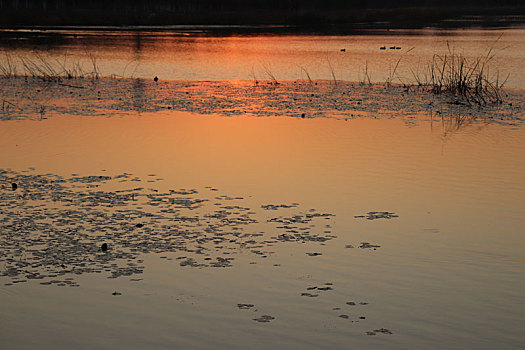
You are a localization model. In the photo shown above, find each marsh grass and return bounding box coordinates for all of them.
[427,47,507,105]
[110,59,141,80]
[327,59,337,86]
[262,63,280,85]
[1,51,100,82]
[297,65,313,84]
[0,51,17,78]
[359,61,372,85]
[355,39,507,106]
[385,47,415,86]
[419,36,509,105]
[0,40,511,108]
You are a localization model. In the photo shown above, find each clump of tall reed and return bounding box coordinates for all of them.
[426,43,507,105]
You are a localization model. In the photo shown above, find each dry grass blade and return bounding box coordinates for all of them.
[297,65,313,84]
[327,59,337,86]
[262,63,279,84]
[385,47,414,86]
[360,61,372,85]
[3,51,101,82]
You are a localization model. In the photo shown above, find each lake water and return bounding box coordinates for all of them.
[1,27,525,88]
[0,28,524,350]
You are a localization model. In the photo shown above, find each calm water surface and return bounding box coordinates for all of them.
[0,110,524,349]
[1,27,525,87]
[0,28,524,349]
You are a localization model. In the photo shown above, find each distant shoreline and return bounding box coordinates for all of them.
[1,6,524,30]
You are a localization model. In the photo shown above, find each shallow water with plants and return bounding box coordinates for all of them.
[0,28,524,350]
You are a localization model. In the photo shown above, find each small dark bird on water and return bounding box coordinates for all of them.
[101,243,108,252]
[11,183,17,190]
[153,76,158,82]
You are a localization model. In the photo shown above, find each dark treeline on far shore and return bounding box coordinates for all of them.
[0,0,524,28]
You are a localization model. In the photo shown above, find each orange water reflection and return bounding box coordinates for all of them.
[1,111,523,237]
[1,28,524,88]
[0,110,524,349]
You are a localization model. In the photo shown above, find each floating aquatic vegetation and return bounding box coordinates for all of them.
[0,169,337,287]
[300,282,334,298]
[354,211,399,220]
[237,303,255,310]
[268,212,336,244]
[1,77,522,126]
[317,286,333,291]
[252,315,275,323]
[306,252,322,256]
[366,328,393,335]
[359,242,381,249]
[301,293,319,297]
[261,203,299,210]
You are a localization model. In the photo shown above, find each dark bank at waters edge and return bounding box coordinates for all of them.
[0,0,524,29]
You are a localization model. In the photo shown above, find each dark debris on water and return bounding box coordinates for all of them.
[252,315,275,323]
[354,211,399,220]
[366,328,393,335]
[0,169,337,288]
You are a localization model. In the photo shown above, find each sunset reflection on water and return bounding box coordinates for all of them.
[1,27,524,87]
[0,108,523,348]
[0,26,524,350]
